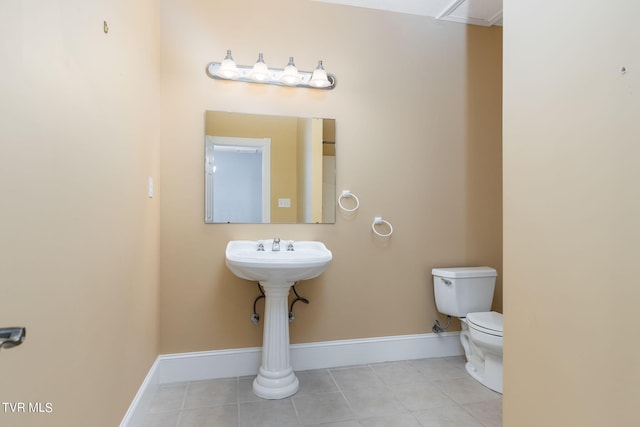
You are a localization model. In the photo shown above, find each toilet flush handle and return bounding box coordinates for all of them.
[442,278,452,285]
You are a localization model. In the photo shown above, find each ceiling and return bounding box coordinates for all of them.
[312,0,503,27]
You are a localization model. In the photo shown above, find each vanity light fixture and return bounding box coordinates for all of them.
[309,60,331,88]
[207,50,335,90]
[218,50,239,79]
[280,57,301,86]
[250,53,270,82]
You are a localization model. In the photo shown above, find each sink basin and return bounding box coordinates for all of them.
[225,239,332,283]
[225,239,332,399]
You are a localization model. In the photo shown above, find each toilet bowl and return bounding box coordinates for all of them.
[465,311,503,393]
[432,267,503,394]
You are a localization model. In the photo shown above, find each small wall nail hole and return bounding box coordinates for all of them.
[104,21,109,34]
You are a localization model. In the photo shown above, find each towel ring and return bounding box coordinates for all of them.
[338,190,360,212]
[372,217,393,237]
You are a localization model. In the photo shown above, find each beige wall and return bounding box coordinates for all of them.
[0,1,160,426]
[159,0,502,353]
[0,1,502,424]
[504,0,640,425]
[0,1,503,424]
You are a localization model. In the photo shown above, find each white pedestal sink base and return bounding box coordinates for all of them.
[225,240,332,399]
[253,367,299,399]
[252,282,300,399]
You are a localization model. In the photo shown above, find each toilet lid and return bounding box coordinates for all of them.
[467,311,503,336]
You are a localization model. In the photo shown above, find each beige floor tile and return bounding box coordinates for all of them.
[148,382,188,413]
[183,378,238,409]
[330,366,384,392]
[307,421,360,427]
[358,412,423,426]
[293,391,354,425]
[369,361,426,385]
[432,377,501,405]
[296,369,339,395]
[141,357,503,427]
[142,410,180,427]
[464,398,503,427]
[413,405,484,427]
[409,357,468,381]
[178,405,238,427]
[342,387,406,419]
[239,399,299,427]
[388,381,457,411]
[238,377,263,404]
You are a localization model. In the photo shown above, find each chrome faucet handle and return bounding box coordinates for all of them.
[257,242,265,251]
[287,242,295,251]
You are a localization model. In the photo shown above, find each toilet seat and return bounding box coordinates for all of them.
[467,311,503,337]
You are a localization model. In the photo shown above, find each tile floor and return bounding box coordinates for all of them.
[142,356,502,427]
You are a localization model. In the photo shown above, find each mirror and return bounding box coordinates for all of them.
[205,111,336,224]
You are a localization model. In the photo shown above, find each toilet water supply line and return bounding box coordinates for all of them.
[432,316,452,334]
[251,282,309,324]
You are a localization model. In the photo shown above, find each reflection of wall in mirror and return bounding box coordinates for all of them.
[311,118,323,223]
[296,119,307,222]
[322,155,336,223]
[322,119,336,223]
[296,118,323,223]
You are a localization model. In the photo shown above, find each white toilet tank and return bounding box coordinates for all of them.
[432,267,497,317]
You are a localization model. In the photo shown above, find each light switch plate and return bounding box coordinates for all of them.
[278,198,291,208]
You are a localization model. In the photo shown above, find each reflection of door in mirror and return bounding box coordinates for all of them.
[204,111,336,224]
[205,136,271,223]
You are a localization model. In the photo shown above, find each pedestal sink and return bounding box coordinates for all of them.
[225,239,332,399]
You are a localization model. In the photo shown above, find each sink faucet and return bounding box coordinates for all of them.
[272,237,281,251]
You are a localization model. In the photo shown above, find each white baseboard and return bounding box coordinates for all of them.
[157,346,263,383]
[121,332,462,426]
[119,358,160,427]
[290,331,463,371]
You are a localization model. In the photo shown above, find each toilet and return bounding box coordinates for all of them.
[432,267,503,394]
